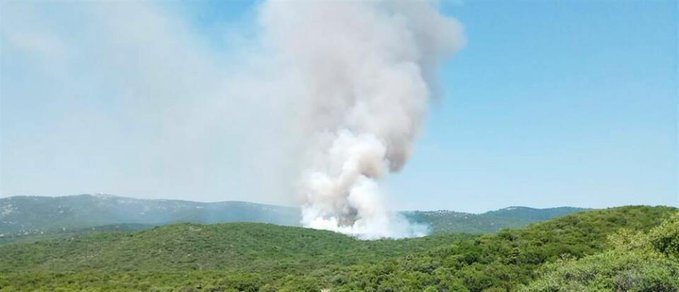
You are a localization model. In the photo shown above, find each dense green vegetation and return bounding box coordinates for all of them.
[328,206,678,291]
[0,224,472,291]
[0,205,676,291]
[0,223,152,245]
[0,223,471,274]
[523,213,679,291]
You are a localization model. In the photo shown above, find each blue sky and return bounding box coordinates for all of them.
[1,0,677,212]
[390,0,678,211]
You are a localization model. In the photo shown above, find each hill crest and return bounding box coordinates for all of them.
[2,194,587,239]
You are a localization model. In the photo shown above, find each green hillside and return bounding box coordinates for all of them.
[0,223,152,245]
[0,223,470,274]
[483,206,586,221]
[524,213,679,291]
[403,206,586,234]
[1,195,586,244]
[332,206,678,291]
[0,205,676,291]
[0,194,300,237]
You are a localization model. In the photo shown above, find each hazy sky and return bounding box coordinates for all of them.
[1,0,677,212]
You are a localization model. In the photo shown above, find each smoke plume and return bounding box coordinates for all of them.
[260,1,464,239]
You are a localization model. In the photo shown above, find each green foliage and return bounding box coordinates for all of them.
[649,213,679,258]
[0,205,676,291]
[330,206,677,291]
[522,251,679,292]
[522,214,679,291]
[0,223,473,274]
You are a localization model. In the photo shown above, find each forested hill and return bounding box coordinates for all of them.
[1,194,585,239]
[0,194,300,237]
[0,205,676,291]
[403,206,586,234]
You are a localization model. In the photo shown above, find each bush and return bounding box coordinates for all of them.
[522,213,679,291]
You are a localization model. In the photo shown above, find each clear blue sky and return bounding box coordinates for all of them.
[1,0,677,212]
[391,0,678,211]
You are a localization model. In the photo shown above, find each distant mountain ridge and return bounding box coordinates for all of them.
[483,205,586,220]
[403,206,587,234]
[0,194,300,238]
[0,194,587,240]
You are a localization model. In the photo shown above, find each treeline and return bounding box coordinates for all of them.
[329,206,679,291]
[0,206,677,291]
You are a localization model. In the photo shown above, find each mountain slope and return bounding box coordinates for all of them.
[334,205,678,291]
[0,205,675,291]
[483,206,586,221]
[403,206,587,234]
[0,194,300,237]
[0,222,471,274]
[523,213,679,291]
[1,195,587,241]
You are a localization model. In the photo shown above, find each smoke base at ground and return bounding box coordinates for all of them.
[259,0,465,239]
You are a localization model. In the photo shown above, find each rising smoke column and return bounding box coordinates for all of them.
[260,1,464,239]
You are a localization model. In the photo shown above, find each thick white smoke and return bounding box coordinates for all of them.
[260,0,464,239]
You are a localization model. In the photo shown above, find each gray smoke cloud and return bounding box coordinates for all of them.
[260,1,465,239]
[2,0,463,239]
